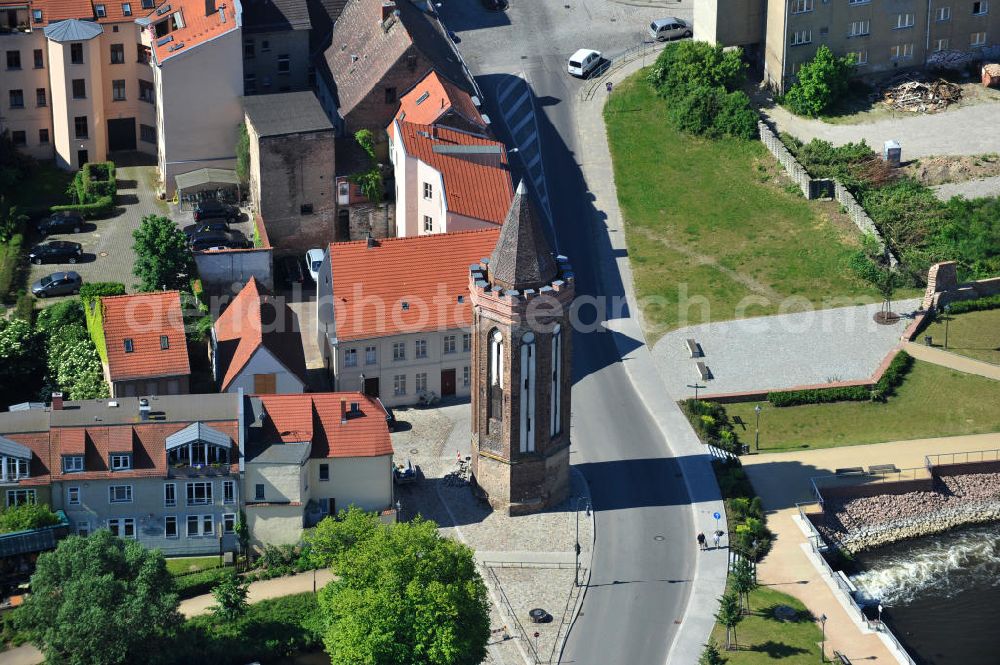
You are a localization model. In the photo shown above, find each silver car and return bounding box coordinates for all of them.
[649,17,692,41]
[32,271,82,298]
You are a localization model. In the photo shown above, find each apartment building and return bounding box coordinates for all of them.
[696,0,1000,90]
[316,228,500,406]
[0,391,393,554]
[241,0,311,95]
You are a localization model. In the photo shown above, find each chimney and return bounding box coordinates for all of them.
[381,0,396,22]
[139,398,151,421]
[340,399,347,424]
[205,0,215,15]
[51,392,64,411]
[367,233,377,248]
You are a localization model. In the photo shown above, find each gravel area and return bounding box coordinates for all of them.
[651,299,920,398]
[932,174,1000,201]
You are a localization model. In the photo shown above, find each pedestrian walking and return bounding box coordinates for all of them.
[714,530,724,549]
[697,532,706,550]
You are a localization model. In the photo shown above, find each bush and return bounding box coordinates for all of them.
[712,459,773,561]
[0,231,24,304]
[767,350,913,406]
[173,567,232,599]
[648,40,747,93]
[35,299,84,336]
[79,282,126,304]
[13,292,34,322]
[0,502,60,533]
[682,399,742,452]
[783,46,854,117]
[713,90,759,140]
[945,294,1000,314]
[873,350,913,400]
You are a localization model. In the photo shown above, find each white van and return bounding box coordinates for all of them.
[648,17,692,41]
[568,49,602,78]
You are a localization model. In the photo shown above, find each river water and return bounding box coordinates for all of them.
[850,523,1000,665]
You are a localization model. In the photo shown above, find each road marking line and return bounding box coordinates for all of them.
[504,89,531,117]
[496,76,523,104]
[510,111,533,136]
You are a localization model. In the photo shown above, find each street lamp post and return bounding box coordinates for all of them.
[687,383,706,400]
[574,498,591,587]
[754,404,762,452]
[819,613,827,662]
[943,304,952,349]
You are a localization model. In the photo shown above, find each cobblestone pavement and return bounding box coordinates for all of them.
[391,401,592,664]
[932,174,1000,201]
[651,299,920,398]
[26,165,167,297]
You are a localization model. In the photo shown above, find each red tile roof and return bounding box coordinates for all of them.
[329,228,499,341]
[146,0,239,63]
[29,0,94,23]
[256,393,393,458]
[213,277,307,391]
[390,71,484,134]
[396,122,513,225]
[101,291,191,382]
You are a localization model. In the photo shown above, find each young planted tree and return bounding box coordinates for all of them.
[715,592,743,651]
[212,573,250,621]
[350,129,383,204]
[783,46,855,117]
[699,641,727,665]
[132,214,195,292]
[15,530,182,665]
[731,557,757,615]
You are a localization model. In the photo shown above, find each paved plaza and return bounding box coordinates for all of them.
[652,298,921,399]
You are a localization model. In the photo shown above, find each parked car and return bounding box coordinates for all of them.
[182,221,230,237]
[275,255,307,288]
[648,17,691,41]
[568,49,602,78]
[37,213,84,236]
[305,248,324,282]
[28,241,83,265]
[189,230,248,252]
[31,271,82,297]
[193,199,239,223]
[481,0,508,9]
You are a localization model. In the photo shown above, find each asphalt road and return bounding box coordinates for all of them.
[436,1,698,663]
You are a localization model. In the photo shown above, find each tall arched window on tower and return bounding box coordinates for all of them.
[550,324,562,437]
[488,329,504,423]
[520,332,536,453]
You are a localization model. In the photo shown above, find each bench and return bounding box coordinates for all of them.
[835,467,865,476]
[685,338,701,358]
[832,651,852,665]
[695,362,712,381]
[868,464,899,475]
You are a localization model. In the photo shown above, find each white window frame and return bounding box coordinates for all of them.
[462,333,471,352]
[394,374,406,396]
[223,480,236,504]
[76,521,90,536]
[109,453,131,470]
[935,37,950,50]
[790,30,812,45]
[894,12,915,28]
[63,455,84,473]
[422,182,433,199]
[222,513,236,534]
[108,485,133,504]
[108,517,136,539]
[415,339,427,358]
[415,372,428,393]
[365,346,377,364]
[164,482,176,507]
[344,348,357,367]
[849,19,870,36]
[68,486,81,505]
[423,215,433,232]
[936,6,951,20]
[971,30,987,45]
[849,49,868,64]
[164,515,178,538]
[7,489,36,507]
[443,335,456,354]
[791,0,813,12]
[891,43,914,59]
[186,481,213,506]
[392,342,405,361]
[973,0,988,14]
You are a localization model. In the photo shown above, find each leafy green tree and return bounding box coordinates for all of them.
[0,502,60,533]
[715,592,743,650]
[132,214,195,292]
[35,299,85,336]
[0,317,44,407]
[0,196,27,243]
[212,573,250,621]
[699,641,726,665]
[731,558,756,614]
[783,46,855,117]
[16,530,182,665]
[649,40,747,93]
[307,506,383,568]
[44,324,107,400]
[234,510,250,568]
[350,129,383,204]
[318,517,490,665]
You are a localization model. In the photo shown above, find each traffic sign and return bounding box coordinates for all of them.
[712,511,721,520]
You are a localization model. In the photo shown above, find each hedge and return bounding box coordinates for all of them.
[0,232,25,304]
[79,282,126,304]
[944,294,1000,315]
[174,566,232,599]
[50,195,115,219]
[768,351,913,407]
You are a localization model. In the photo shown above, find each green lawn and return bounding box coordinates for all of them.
[709,585,823,662]
[166,556,223,576]
[605,73,878,339]
[726,360,1000,451]
[921,309,1000,366]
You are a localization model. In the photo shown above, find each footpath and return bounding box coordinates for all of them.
[573,55,729,664]
[903,342,1000,381]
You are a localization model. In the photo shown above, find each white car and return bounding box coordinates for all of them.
[568,49,602,78]
[305,248,324,282]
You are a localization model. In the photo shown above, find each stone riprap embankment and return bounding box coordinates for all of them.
[815,472,1000,553]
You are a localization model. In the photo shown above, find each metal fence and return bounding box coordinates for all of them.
[578,41,664,101]
[926,448,1000,468]
[810,466,933,506]
[484,564,542,664]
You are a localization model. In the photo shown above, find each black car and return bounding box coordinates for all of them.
[193,200,239,223]
[189,230,249,252]
[182,221,230,238]
[31,271,83,297]
[274,255,307,288]
[481,0,508,9]
[37,213,84,236]
[29,241,83,265]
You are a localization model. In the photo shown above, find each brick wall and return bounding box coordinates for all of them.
[343,47,434,138]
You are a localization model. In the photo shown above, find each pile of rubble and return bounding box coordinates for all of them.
[879,75,962,113]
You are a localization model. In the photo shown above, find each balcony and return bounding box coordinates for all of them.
[167,463,231,478]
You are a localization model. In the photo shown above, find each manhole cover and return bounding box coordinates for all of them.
[654,535,665,541]
[410,448,419,454]
[99,252,108,257]
[529,608,549,623]
[773,605,798,621]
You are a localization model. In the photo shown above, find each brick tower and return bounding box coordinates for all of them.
[468,182,574,515]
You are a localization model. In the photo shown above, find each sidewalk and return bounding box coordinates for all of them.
[573,55,729,665]
[742,432,1000,663]
[903,342,1000,381]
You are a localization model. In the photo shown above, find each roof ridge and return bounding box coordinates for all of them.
[101,290,181,301]
[330,227,500,248]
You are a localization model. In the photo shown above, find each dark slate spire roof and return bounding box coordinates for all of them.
[488,181,558,291]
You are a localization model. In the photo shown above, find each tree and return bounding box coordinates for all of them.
[715,592,743,650]
[318,517,490,665]
[0,196,27,243]
[44,324,107,400]
[0,317,44,408]
[212,573,250,621]
[731,557,756,615]
[700,641,727,665]
[649,40,747,93]
[349,129,383,204]
[132,214,195,292]
[15,530,182,665]
[234,509,250,568]
[306,506,383,569]
[783,46,855,117]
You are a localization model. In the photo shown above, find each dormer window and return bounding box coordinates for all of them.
[63,455,84,473]
[109,453,132,470]
[160,335,169,350]
[95,4,106,17]
[165,422,231,469]
[124,338,134,353]
[122,3,132,15]
[0,437,32,481]
[32,9,43,22]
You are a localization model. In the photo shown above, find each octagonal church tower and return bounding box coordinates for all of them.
[468,182,574,515]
